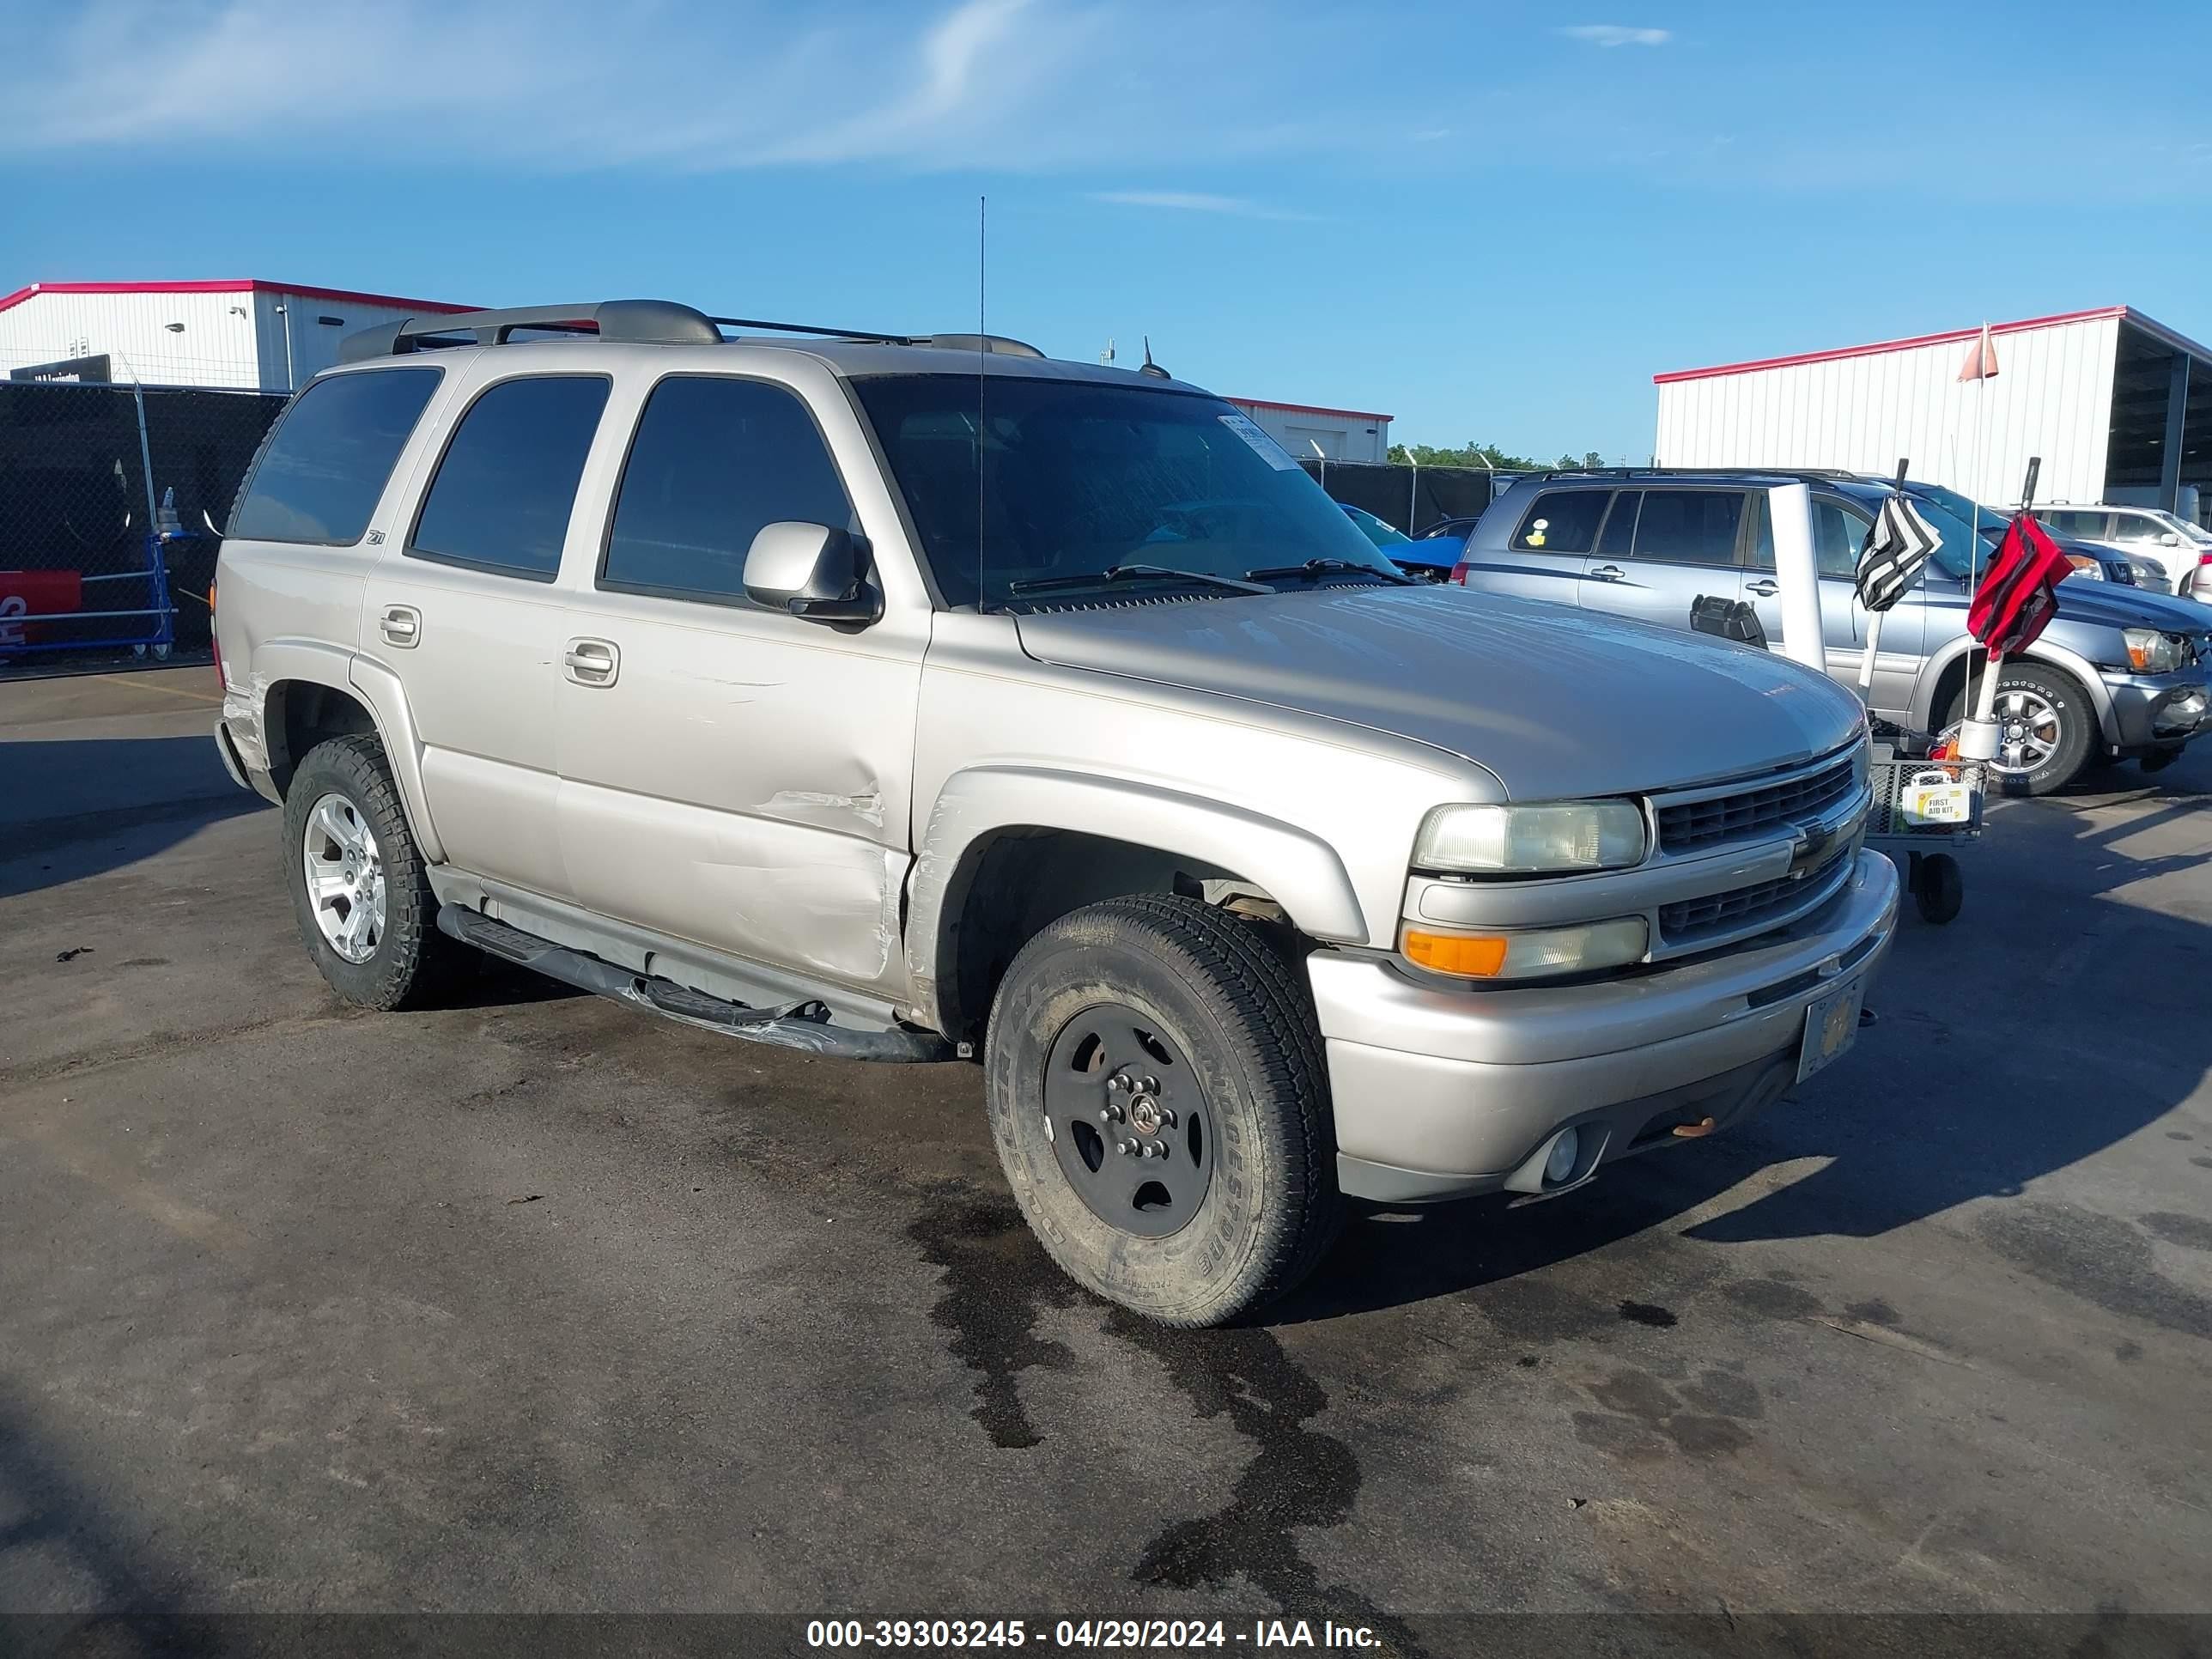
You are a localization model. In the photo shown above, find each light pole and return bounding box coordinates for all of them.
[275,300,295,392]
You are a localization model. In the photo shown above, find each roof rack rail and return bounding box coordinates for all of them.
[342,300,1050,363]
[1518,465,1870,487]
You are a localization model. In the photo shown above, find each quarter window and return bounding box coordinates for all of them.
[230,368,441,545]
[1510,490,1609,555]
[410,375,611,580]
[601,377,857,604]
[1632,489,1744,568]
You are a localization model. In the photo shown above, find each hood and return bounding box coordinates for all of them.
[1924,564,2209,632]
[1013,585,1867,801]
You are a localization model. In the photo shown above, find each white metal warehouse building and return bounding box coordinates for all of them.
[1653,307,2212,519]
[1223,396,1393,463]
[0,280,473,393]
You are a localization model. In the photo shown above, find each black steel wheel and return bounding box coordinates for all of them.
[985,894,1339,1327]
[1043,1005,1213,1238]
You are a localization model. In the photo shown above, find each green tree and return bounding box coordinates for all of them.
[1384,441,1541,471]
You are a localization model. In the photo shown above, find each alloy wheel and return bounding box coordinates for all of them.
[301,791,386,964]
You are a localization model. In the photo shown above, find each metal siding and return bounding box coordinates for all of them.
[1228,399,1389,463]
[0,289,457,392]
[1654,315,2116,503]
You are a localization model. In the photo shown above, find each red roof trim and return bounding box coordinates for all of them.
[0,280,475,317]
[1652,307,2130,385]
[1228,395,1395,423]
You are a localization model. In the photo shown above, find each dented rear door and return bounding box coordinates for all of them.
[551,370,927,1001]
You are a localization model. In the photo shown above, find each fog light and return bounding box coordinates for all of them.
[1545,1127,1580,1185]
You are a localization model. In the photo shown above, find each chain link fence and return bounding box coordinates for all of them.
[0,381,284,666]
[1295,457,1510,537]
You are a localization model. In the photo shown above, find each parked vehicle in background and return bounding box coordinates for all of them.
[1339,502,1454,580]
[213,302,1899,1326]
[1887,481,2159,588]
[1455,470,2212,793]
[2033,504,2212,599]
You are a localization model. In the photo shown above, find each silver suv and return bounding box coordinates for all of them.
[212,301,1897,1326]
[1455,471,2212,793]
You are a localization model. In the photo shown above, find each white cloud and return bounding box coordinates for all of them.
[0,0,1355,172]
[1560,24,1671,46]
[1090,191,1316,221]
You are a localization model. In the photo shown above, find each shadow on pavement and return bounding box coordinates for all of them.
[0,735,265,901]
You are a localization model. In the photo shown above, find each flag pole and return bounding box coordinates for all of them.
[1857,456,1907,696]
[1970,456,2042,732]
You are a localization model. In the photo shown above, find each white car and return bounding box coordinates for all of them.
[2037,505,2212,601]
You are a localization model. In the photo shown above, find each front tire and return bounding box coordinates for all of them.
[1946,662,2094,797]
[984,895,1339,1327]
[283,734,463,1011]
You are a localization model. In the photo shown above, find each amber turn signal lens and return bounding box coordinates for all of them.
[1401,929,1509,977]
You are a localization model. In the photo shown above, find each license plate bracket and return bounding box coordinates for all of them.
[1796,975,1864,1085]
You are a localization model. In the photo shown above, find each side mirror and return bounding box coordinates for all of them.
[2160,532,2183,546]
[743,521,878,623]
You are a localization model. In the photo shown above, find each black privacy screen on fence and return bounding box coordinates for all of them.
[0,381,285,660]
[1295,458,1499,535]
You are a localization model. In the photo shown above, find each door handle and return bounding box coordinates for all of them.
[378,605,421,647]
[1745,579,1780,597]
[1589,564,1626,581]
[563,637,620,687]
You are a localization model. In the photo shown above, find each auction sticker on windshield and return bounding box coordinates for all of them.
[1218,412,1302,471]
[1797,975,1863,1085]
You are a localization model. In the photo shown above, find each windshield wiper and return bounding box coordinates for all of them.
[1006,563,1271,598]
[1244,557,1417,586]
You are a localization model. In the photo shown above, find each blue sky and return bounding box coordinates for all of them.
[3,0,2209,460]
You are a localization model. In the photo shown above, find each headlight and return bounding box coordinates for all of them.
[1401,916,1650,981]
[1413,800,1647,874]
[2065,553,2105,580]
[2123,627,2183,673]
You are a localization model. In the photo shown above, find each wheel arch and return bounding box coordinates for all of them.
[905,766,1366,1042]
[240,641,444,865]
[1913,634,2114,744]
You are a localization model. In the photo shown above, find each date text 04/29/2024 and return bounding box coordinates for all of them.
[805,1619,1383,1650]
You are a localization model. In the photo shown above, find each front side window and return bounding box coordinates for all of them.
[230,368,441,544]
[1749,495,1869,579]
[601,377,857,604]
[2109,513,2172,544]
[1510,490,1608,555]
[410,375,610,580]
[848,374,1401,608]
[1632,489,1744,567]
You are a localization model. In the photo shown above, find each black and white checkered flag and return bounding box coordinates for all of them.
[1855,495,1942,612]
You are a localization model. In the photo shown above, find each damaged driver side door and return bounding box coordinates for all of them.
[553,372,925,1001]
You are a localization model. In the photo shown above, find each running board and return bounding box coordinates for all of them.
[436,908,951,1063]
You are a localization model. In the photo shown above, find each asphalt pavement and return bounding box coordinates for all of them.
[3,666,2209,1656]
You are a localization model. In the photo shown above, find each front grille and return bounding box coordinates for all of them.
[1659,847,1851,942]
[1656,750,1859,854]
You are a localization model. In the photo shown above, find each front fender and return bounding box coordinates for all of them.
[903,764,1367,1031]
[1911,634,2118,742]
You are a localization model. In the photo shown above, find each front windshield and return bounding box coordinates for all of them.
[2150,508,2212,544]
[850,374,1401,607]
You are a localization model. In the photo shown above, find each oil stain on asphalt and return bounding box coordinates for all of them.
[909,1188,1430,1657]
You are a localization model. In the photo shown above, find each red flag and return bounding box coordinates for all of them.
[1958,322,2000,382]
[1968,513,2070,657]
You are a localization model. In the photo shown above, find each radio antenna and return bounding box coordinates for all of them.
[976,194,987,611]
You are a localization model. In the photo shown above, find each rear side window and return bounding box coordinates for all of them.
[1510,490,1609,555]
[229,368,441,544]
[1595,490,1640,556]
[600,376,857,605]
[1632,489,1744,567]
[410,375,611,580]
[2045,509,2109,538]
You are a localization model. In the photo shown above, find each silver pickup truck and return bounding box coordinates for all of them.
[211,300,1897,1326]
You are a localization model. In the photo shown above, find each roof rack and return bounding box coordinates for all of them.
[1520,465,1869,487]
[341,300,1046,363]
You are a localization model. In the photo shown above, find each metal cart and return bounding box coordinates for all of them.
[1866,742,1984,924]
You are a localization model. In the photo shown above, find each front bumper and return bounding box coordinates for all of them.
[1313,848,1899,1203]
[2100,669,2212,754]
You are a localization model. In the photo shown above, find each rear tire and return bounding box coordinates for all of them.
[984,895,1339,1327]
[283,734,465,1011]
